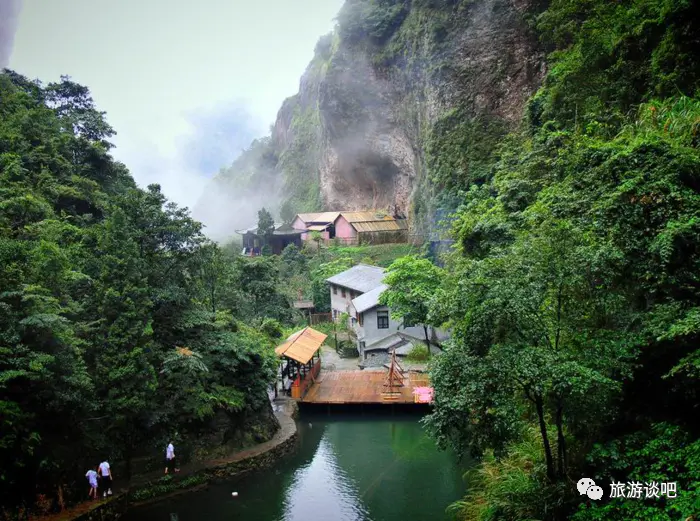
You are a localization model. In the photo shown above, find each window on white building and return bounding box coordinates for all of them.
[377,310,389,329]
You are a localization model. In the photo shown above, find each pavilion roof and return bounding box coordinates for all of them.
[275,327,327,364]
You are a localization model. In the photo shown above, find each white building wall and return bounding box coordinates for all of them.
[329,283,361,320]
[354,306,427,346]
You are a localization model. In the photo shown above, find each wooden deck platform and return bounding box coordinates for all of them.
[300,370,430,405]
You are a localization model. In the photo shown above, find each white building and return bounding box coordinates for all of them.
[326,264,448,361]
[326,264,385,322]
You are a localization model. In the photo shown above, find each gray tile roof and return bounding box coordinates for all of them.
[325,264,385,293]
[365,333,411,353]
[351,284,388,313]
[235,222,284,235]
[236,223,303,236]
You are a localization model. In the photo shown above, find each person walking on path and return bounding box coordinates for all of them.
[85,466,98,499]
[98,460,113,497]
[165,441,179,474]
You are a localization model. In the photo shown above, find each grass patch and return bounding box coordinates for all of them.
[449,426,568,521]
[322,243,418,267]
[405,344,430,362]
[130,474,208,502]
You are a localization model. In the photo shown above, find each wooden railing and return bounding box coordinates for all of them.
[310,313,332,325]
[291,359,321,400]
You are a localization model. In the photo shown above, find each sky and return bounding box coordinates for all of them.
[6,0,344,212]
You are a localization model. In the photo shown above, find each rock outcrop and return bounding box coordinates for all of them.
[196,0,546,239]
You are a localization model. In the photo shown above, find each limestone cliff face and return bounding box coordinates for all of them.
[277,0,544,225]
[199,0,546,239]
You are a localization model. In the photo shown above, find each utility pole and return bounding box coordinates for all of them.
[334,318,339,354]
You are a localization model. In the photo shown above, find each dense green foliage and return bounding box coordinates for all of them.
[0,71,294,517]
[5,0,700,519]
[337,0,408,46]
[415,0,700,519]
[379,255,443,353]
[256,207,275,253]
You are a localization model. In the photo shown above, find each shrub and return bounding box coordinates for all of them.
[260,318,283,339]
[449,426,569,521]
[405,344,430,362]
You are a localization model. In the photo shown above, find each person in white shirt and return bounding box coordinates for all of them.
[98,460,113,497]
[165,441,179,474]
[85,466,98,499]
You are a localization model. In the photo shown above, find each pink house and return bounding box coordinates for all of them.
[291,212,339,241]
[292,210,408,245]
[333,214,356,244]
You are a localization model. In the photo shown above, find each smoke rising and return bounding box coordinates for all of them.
[191,134,283,243]
[114,99,267,241]
[0,0,22,68]
[192,175,283,243]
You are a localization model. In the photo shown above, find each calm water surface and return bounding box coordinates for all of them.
[123,414,468,521]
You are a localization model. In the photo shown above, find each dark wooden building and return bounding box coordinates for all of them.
[236,222,303,256]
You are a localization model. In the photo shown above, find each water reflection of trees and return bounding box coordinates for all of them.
[281,422,369,521]
[322,418,466,521]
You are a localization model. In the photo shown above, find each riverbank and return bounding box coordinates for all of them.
[31,400,299,521]
[120,415,468,521]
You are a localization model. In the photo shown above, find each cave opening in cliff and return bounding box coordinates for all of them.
[337,151,399,209]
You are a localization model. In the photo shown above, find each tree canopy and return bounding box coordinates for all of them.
[379,255,443,354]
[417,0,700,518]
[0,70,293,516]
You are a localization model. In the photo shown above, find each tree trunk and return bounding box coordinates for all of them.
[125,444,133,481]
[423,325,431,358]
[57,484,65,511]
[535,395,556,481]
[555,401,567,478]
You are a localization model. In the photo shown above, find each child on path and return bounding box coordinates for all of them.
[98,460,113,497]
[85,466,98,499]
[165,441,179,474]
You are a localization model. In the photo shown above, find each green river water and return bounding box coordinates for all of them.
[122,413,468,521]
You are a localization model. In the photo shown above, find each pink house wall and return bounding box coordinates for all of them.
[334,215,357,240]
[291,217,306,231]
[292,216,311,241]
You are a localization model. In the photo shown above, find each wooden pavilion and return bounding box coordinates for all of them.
[276,327,327,400]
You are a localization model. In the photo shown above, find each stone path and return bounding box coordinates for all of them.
[320,344,362,371]
[31,403,297,521]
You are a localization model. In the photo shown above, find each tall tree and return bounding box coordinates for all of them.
[257,207,275,251]
[427,219,637,480]
[379,255,444,356]
[0,71,284,515]
[89,208,157,479]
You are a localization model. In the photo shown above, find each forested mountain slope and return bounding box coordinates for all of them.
[3,0,700,519]
[0,71,295,516]
[417,0,699,519]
